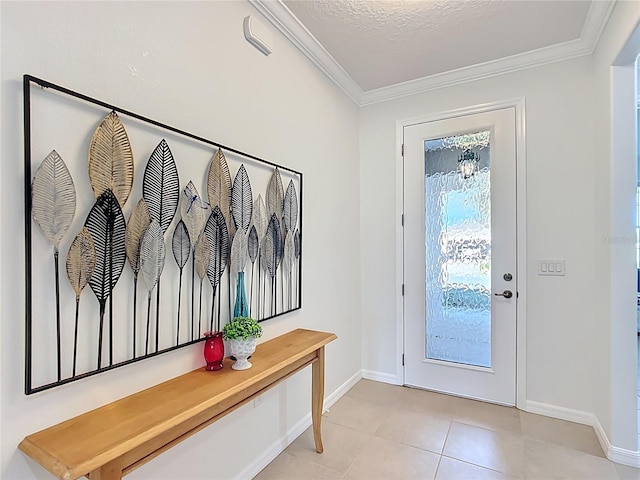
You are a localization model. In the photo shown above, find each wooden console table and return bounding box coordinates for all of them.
[19,328,337,480]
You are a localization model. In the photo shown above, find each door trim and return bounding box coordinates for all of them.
[395,97,527,409]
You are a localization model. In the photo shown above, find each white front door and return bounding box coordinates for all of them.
[403,107,517,405]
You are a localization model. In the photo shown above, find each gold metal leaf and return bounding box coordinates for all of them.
[66,228,96,299]
[206,148,232,233]
[195,232,210,281]
[125,198,151,276]
[88,111,134,207]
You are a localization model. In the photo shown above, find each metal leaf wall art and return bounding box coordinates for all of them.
[31,149,76,382]
[24,77,303,393]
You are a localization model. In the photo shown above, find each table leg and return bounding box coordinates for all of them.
[311,346,325,454]
[88,457,124,480]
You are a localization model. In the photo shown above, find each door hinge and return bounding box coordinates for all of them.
[401,284,405,296]
[401,214,404,226]
[401,144,404,157]
[402,354,405,366]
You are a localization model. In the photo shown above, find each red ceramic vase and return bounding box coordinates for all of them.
[204,332,224,371]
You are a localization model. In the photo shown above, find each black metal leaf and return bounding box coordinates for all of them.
[142,139,180,234]
[84,189,127,305]
[283,180,298,235]
[263,213,283,279]
[231,164,253,234]
[172,220,190,269]
[294,228,301,259]
[204,206,229,288]
[248,225,258,264]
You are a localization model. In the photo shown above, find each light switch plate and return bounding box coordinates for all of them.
[538,260,565,276]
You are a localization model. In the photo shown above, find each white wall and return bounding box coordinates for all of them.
[360,57,603,410]
[0,2,361,479]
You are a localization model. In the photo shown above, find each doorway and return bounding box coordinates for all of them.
[403,107,518,405]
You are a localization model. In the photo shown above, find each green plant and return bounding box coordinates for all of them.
[222,316,263,340]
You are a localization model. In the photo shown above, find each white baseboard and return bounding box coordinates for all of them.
[361,369,401,385]
[524,400,595,426]
[525,400,640,468]
[325,370,363,409]
[237,370,363,480]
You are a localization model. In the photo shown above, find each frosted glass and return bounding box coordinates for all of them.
[424,138,491,367]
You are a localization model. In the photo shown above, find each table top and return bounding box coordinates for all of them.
[19,328,337,480]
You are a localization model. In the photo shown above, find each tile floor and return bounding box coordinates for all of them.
[255,379,640,480]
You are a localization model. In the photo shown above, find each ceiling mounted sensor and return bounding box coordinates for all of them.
[243,15,273,56]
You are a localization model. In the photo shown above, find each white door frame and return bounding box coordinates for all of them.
[609,29,640,455]
[395,97,527,408]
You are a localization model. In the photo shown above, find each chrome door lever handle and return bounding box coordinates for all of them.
[494,290,513,299]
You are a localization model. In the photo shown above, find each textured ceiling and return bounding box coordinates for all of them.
[283,0,592,92]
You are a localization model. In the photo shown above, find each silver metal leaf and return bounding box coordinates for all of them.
[88,111,134,207]
[283,180,298,235]
[172,220,191,269]
[194,233,210,281]
[125,198,151,276]
[231,164,253,234]
[231,230,248,274]
[143,139,180,234]
[140,219,166,294]
[31,150,76,250]
[180,181,209,244]
[282,231,295,274]
[252,194,267,242]
[66,228,96,299]
[266,167,284,223]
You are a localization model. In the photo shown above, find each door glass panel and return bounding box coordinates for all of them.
[424,131,491,367]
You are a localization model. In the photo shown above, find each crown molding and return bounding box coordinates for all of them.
[249,0,363,104]
[252,0,616,107]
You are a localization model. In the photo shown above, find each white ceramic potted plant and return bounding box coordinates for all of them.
[222,316,263,370]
